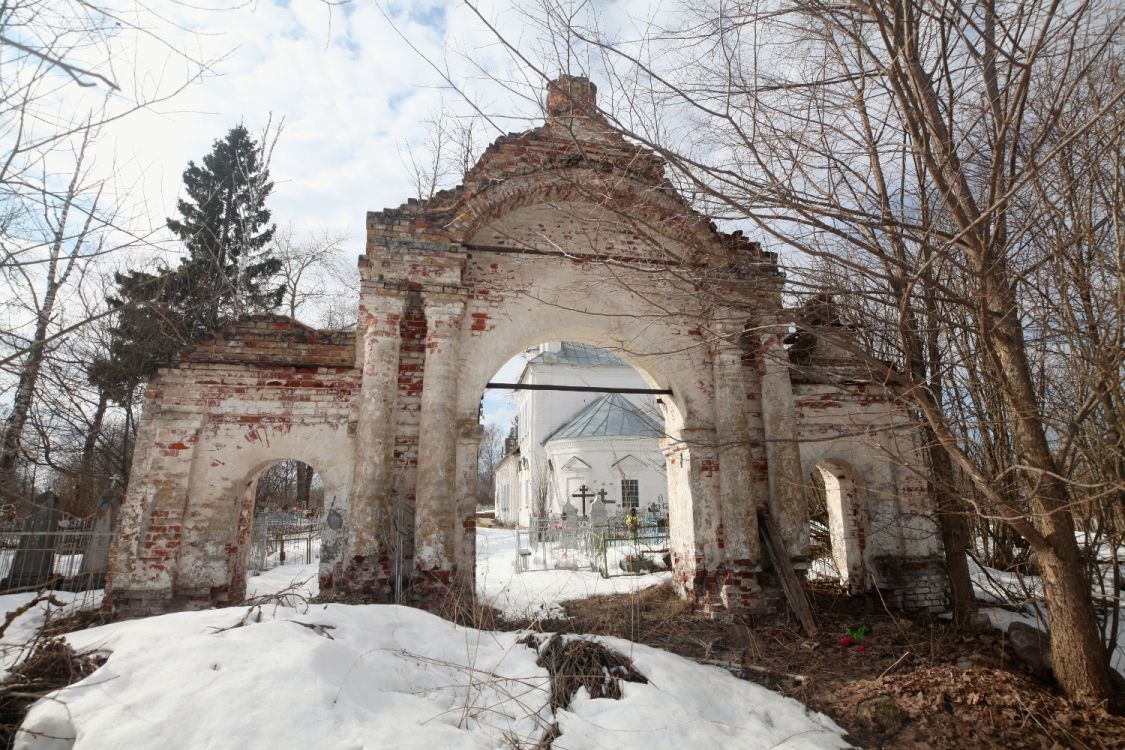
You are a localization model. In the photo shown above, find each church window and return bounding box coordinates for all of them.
[621,479,639,510]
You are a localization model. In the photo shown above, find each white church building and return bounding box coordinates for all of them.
[493,342,667,526]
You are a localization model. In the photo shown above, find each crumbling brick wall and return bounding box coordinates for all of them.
[106,316,358,616]
[109,76,949,620]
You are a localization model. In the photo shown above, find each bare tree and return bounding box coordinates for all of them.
[477,423,503,506]
[0,123,111,500]
[400,106,482,201]
[270,224,351,321]
[456,0,1123,704]
[254,460,322,513]
[1,1,207,500]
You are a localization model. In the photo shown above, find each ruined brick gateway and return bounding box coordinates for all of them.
[105,77,948,617]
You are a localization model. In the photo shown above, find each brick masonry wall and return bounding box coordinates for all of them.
[393,300,427,569]
[792,340,949,610]
[106,315,360,616]
[109,78,948,621]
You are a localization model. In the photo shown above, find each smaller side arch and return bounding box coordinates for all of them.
[172,418,354,608]
[809,458,869,594]
[224,459,330,595]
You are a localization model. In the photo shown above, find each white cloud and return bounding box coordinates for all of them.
[83,0,691,268]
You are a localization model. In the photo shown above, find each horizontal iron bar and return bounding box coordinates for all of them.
[486,382,673,395]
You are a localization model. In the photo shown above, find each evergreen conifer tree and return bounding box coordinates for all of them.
[97,125,283,397]
[167,124,282,335]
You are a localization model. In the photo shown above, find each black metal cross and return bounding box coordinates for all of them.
[571,484,596,517]
[596,488,610,504]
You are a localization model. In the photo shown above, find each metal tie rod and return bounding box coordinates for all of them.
[485,382,673,395]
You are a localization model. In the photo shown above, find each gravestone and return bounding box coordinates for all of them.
[570,485,596,517]
[81,491,121,584]
[5,492,59,589]
[589,498,608,526]
[558,501,578,550]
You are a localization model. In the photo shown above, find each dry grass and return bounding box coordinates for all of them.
[510,580,1125,749]
[522,633,648,710]
[0,638,104,749]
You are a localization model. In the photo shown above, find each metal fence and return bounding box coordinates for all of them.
[247,513,322,575]
[515,514,669,578]
[516,516,600,572]
[0,491,119,595]
[592,517,670,578]
[0,495,324,596]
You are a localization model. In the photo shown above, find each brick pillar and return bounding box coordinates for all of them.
[710,321,763,610]
[758,319,809,559]
[106,412,202,616]
[343,291,406,596]
[453,418,484,588]
[412,295,465,604]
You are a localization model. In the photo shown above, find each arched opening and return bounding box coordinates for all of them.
[805,461,868,594]
[478,340,673,582]
[254,460,324,514]
[236,459,324,583]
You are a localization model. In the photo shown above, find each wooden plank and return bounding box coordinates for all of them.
[758,512,818,637]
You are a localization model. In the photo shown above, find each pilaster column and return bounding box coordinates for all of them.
[413,295,466,578]
[453,418,485,583]
[348,292,407,563]
[710,318,762,569]
[108,412,202,615]
[758,316,809,558]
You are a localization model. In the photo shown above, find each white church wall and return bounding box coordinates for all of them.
[493,453,520,525]
[544,436,666,518]
[507,345,663,524]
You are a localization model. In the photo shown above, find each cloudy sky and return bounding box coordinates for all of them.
[104,1,525,248]
[65,0,682,429]
[99,0,675,248]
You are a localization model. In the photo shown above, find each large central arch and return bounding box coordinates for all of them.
[106,76,948,617]
[338,76,815,613]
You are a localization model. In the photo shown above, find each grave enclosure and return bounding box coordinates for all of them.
[106,77,948,618]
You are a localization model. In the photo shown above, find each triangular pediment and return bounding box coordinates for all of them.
[364,78,772,270]
[561,456,591,471]
[611,454,646,470]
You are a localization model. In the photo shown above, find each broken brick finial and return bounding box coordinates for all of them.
[546,75,597,119]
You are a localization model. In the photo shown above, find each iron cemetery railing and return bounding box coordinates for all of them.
[0,491,120,595]
[247,512,323,575]
[515,513,670,578]
[592,516,670,578]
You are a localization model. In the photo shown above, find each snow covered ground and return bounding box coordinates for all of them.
[12,601,848,750]
[7,530,1118,748]
[5,535,848,750]
[967,557,1125,673]
[476,527,670,620]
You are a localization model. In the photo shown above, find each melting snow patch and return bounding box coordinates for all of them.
[16,602,849,749]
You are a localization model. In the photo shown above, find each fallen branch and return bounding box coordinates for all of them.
[290,621,336,640]
[878,651,914,679]
[697,658,807,687]
[0,593,65,640]
[523,634,648,710]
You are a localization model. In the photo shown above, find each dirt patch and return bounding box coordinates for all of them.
[518,632,648,749]
[519,581,1125,749]
[834,666,1124,749]
[312,586,504,630]
[523,633,648,710]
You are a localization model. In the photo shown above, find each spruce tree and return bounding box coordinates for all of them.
[97,125,284,397]
[166,124,282,336]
